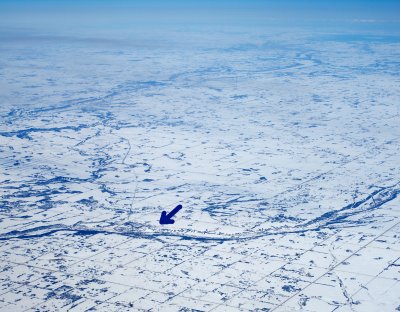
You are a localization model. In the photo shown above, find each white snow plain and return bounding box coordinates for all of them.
[0,24,400,311]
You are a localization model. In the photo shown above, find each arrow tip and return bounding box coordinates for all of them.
[159,210,175,225]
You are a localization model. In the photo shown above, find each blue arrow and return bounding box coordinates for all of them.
[159,204,182,225]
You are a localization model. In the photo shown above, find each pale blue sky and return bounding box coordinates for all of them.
[1,0,399,19]
[0,0,399,33]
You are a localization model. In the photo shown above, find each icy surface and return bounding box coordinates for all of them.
[1,25,400,311]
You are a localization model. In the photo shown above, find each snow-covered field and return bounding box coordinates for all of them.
[1,23,400,311]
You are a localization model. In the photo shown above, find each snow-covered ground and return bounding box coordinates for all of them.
[1,24,400,311]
